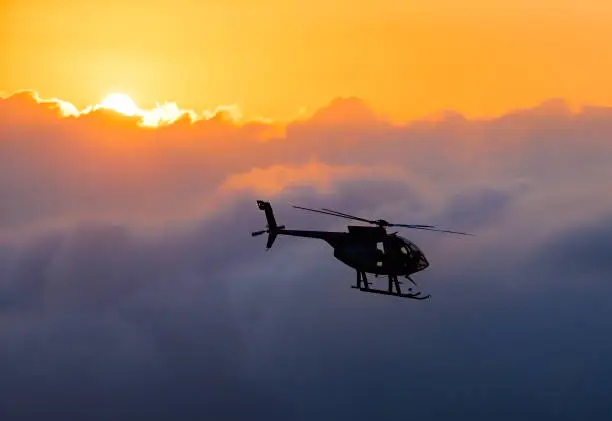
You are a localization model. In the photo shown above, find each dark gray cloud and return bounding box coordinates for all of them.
[536,213,612,282]
[1,93,612,420]
[0,196,296,420]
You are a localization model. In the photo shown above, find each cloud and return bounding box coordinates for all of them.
[536,213,612,282]
[1,90,612,419]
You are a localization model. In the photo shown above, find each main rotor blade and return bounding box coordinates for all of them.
[320,208,376,225]
[294,205,472,235]
[396,225,473,236]
[390,224,437,229]
[292,206,366,223]
[322,209,438,229]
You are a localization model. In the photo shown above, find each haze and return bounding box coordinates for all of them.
[2,1,612,420]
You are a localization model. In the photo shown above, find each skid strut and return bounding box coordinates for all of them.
[351,271,430,300]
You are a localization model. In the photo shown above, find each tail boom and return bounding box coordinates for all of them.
[252,200,347,250]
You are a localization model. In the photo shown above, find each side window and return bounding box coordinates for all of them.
[376,242,384,267]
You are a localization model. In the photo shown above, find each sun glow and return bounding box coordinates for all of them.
[93,93,201,127]
[100,94,140,116]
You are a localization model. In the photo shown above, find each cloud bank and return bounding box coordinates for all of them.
[1,90,612,420]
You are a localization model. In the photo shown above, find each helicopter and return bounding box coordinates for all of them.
[251,200,472,300]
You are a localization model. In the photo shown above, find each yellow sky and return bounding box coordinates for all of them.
[2,0,612,121]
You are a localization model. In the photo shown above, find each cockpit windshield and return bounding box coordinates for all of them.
[399,236,423,255]
[398,236,429,271]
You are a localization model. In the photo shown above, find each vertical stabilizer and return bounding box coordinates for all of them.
[251,200,285,249]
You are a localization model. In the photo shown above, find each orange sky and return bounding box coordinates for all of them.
[2,0,612,122]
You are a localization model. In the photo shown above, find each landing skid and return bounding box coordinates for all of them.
[352,271,431,300]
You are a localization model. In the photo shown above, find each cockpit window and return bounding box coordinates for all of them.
[399,236,423,255]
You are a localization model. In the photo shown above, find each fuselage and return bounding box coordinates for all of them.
[278,225,429,277]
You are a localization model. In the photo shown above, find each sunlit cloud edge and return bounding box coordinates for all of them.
[2,89,247,128]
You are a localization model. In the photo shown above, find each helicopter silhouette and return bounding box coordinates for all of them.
[252,200,472,300]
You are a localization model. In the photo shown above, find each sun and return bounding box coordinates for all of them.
[100,93,140,116]
[93,93,200,127]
